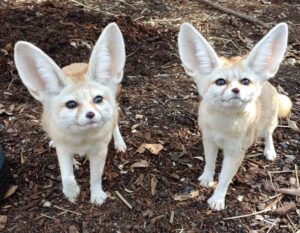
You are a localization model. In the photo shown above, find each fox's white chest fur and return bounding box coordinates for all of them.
[198,101,257,151]
[43,110,115,156]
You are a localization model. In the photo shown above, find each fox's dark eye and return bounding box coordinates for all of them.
[240,78,251,86]
[66,100,77,109]
[215,78,226,86]
[94,95,103,104]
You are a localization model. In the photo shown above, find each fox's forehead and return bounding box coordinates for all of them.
[219,56,244,67]
[61,63,113,98]
[58,82,112,101]
[62,63,89,83]
[213,56,249,80]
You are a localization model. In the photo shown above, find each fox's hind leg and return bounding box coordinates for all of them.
[113,124,127,152]
[263,117,278,161]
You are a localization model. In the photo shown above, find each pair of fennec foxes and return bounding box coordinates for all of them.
[14,22,292,211]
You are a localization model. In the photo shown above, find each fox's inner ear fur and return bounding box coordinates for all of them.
[244,23,288,79]
[178,23,220,77]
[14,42,67,101]
[88,22,125,84]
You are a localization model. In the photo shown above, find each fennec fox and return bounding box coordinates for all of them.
[178,23,291,210]
[14,23,127,205]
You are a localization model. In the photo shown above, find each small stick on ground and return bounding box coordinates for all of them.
[170,211,175,224]
[223,208,272,220]
[269,170,300,174]
[69,0,116,16]
[197,0,271,28]
[295,164,300,202]
[145,81,172,99]
[53,205,82,216]
[40,214,57,220]
[263,193,282,202]
[115,191,132,209]
[266,217,280,233]
[56,210,68,216]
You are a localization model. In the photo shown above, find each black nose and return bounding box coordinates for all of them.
[232,88,240,94]
[86,111,95,119]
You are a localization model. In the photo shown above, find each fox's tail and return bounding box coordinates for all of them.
[277,94,292,118]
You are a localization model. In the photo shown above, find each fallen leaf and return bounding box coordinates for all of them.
[136,143,163,155]
[289,177,296,186]
[272,201,296,216]
[142,209,154,218]
[4,185,18,199]
[277,188,300,196]
[237,31,253,49]
[68,225,80,233]
[135,174,144,186]
[0,215,7,230]
[130,160,149,169]
[174,190,199,201]
[151,177,157,196]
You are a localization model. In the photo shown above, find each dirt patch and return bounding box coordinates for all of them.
[0,1,299,232]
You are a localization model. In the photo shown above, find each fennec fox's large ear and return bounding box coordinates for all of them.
[244,23,288,79]
[178,23,220,77]
[88,22,125,84]
[14,42,67,102]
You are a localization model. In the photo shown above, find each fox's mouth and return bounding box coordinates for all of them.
[223,96,242,102]
[76,121,98,127]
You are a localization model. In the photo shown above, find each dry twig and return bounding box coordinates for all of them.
[69,0,115,16]
[266,217,280,233]
[223,208,272,220]
[197,0,271,28]
[115,191,132,209]
[170,211,175,224]
[295,164,300,202]
[53,205,81,216]
[40,214,57,220]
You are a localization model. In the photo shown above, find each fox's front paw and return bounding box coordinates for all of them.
[62,176,80,203]
[264,148,276,161]
[114,139,127,153]
[91,189,107,205]
[198,172,214,187]
[207,194,225,211]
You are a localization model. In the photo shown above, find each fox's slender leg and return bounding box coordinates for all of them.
[208,148,244,211]
[198,136,218,187]
[56,145,80,203]
[113,124,127,152]
[264,118,278,161]
[88,146,108,205]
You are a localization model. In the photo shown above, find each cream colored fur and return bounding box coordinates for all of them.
[178,23,291,210]
[14,23,127,205]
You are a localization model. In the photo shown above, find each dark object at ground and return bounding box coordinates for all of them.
[0,146,9,201]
